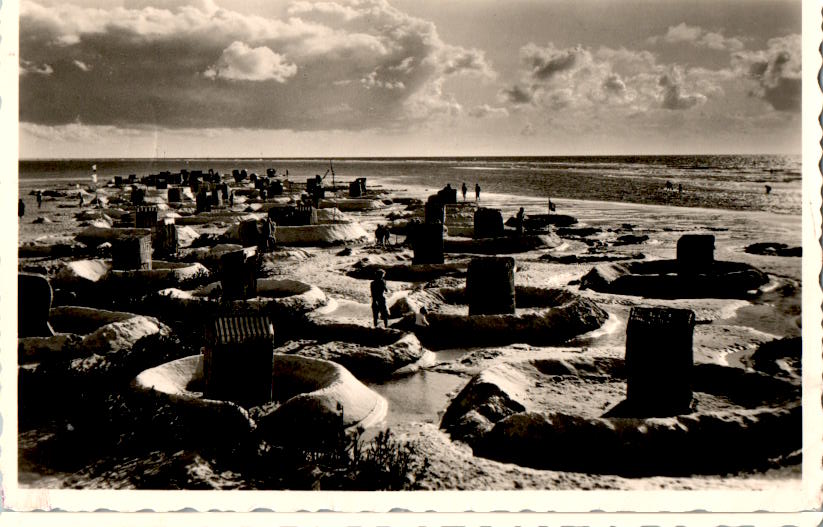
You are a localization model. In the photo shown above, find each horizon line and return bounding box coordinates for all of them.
[19,153,801,161]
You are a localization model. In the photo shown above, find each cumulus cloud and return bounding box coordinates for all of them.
[19,0,493,131]
[499,84,534,105]
[658,71,707,110]
[520,43,585,80]
[403,78,462,122]
[204,41,297,82]
[468,104,509,118]
[439,46,495,78]
[602,73,626,95]
[732,34,801,112]
[20,59,53,75]
[500,42,715,114]
[649,23,744,51]
[361,70,405,90]
[73,59,91,72]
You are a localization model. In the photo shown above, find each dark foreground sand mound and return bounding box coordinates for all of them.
[441,355,800,476]
[580,259,769,298]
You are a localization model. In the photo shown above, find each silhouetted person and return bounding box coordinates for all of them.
[78,193,85,207]
[229,190,234,207]
[18,199,25,218]
[370,269,389,328]
[765,185,772,195]
[475,183,481,201]
[461,182,467,201]
[36,191,42,208]
[678,184,683,195]
[516,207,525,236]
[665,181,673,191]
[415,306,429,327]
[375,224,385,247]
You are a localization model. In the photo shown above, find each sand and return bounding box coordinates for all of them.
[17,174,802,490]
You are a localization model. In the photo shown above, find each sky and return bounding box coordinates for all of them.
[17,0,802,158]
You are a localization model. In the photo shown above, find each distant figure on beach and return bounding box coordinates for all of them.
[765,185,772,195]
[678,184,683,195]
[18,199,25,218]
[260,217,276,253]
[665,181,673,191]
[229,190,234,207]
[516,207,525,236]
[475,183,481,201]
[375,224,385,247]
[374,224,390,247]
[461,182,467,201]
[36,191,42,208]
[415,306,429,327]
[78,193,85,207]
[370,269,389,328]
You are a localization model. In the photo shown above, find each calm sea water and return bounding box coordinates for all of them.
[19,155,801,215]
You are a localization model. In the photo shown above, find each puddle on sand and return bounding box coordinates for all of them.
[369,371,468,428]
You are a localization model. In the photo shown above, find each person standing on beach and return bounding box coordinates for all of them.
[370,269,390,328]
[78,193,85,207]
[36,191,42,208]
[516,207,525,237]
[18,199,25,218]
[475,183,481,201]
[461,182,467,201]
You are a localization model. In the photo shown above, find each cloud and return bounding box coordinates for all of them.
[203,41,297,82]
[403,78,462,122]
[658,71,707,110]
[520,42,585,81]
[439,45,495,78]
[20,0,493,131]
[602,73,626,95]
[73,59,91,71]
[20,59,53,75]
[649,23,744,51]
[732,34,801,112]
[361,70,405,90]
[468,104,509,118]
[500,42,715,114]
[499,84,534,105]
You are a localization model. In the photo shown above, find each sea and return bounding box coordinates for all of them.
[19,155,802,215]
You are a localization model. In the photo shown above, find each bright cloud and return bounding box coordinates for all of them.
[658,70,707,110]
[649,23,745,51]
[732,34,801,111]
[500,42,712,113]
[468,104,509,118]
[19,0,493,130]
[20,59,53,75]
[204,41,297,82]
[73,59,91,72]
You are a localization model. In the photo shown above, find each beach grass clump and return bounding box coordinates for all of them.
[250,423,428,490]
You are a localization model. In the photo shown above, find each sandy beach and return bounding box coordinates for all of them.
[16,167,802,491]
